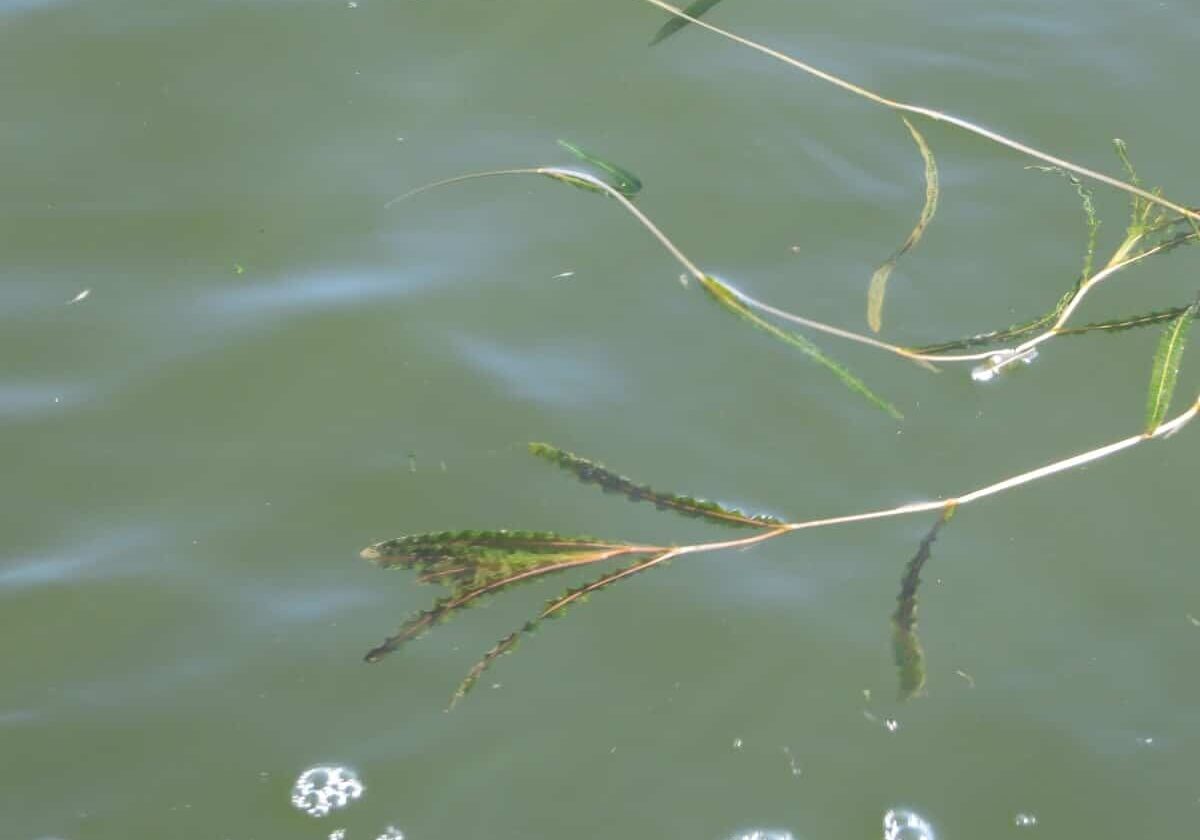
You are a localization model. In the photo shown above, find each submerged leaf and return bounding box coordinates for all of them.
[891,506,954,700]
[360,530,652,662]
[1057,302,1200,337]
[451,550,675,706]
[1144,297,1199,434]
[649,0,726,46]
[867,117,939,333]
[1026,165,1099,283]
[1112,138,1148,233]
[700,275,903,419]
[528,442,782,528]
[555,140,643,198]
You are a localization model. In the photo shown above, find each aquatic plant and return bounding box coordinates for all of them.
[364,1,1199,706]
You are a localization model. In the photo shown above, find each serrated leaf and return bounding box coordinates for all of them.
[867,117,939,333]
[1112,138,1147,233]
[891,507,954,701]
[1144,298,1199,433]
[527,442,782,528]
[700,275,903,419]
[1025,165,1099,283]
[649,0,726,45]
[1057,302,1200,337]
[450,550,675,707]
[556,139,643,198]
[361,530,650,662]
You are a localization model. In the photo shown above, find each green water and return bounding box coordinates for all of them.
[3,1,1199,837]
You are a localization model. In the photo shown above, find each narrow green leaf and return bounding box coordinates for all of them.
[541,170,612,196]
[360,530,649,662]
[867,117,939,333]
[556,140,643,198]
[700,275,903,419]
[891,506,954,701]
[649,0,726,46]
[1025,165,1099,283]
[450,551,674,707]
[1144,297,1199,433]
[527,442,782,528]
[917,221,1197,355]
[1112,138,1147,233]
[1057,302,1200,338]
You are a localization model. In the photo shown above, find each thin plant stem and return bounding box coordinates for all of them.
[640,0,1200,226]
[661,394,1199,559]
[388,165,1193,374]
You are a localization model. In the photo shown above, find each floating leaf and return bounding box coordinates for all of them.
[556,139,643,198]
[528,442,782,528]
[1144,297,1198,434]
[451,550,675,706]
[891,506,954,700]
[867,117,939,333]
[700,275,902,419]
[649,0,726,45]
[360,530,652,662]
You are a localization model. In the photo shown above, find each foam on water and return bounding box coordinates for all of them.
[290,765,364,818]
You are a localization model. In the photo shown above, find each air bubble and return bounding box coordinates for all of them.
[971,348,1038,383]
[1014,812,1038,828]
[290,765,365,818]
[883,808,935,840]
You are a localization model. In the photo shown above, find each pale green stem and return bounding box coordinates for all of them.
[640,0,1200,224]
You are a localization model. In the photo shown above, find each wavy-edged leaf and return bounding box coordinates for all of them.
[1112,138,1148,234]
[649,0,726,45]
[1145,297,1199,433]
[891,506,954,700]
[867,117,939,333]
[450,550,675,706]
[1057,302,1200,338]
[528,442,782,528]
[556,139,643,198]
[360,530,652,662]
[700,275,902,419]
[1026,165,1099,283]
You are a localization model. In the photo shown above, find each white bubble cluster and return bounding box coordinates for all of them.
[290,765,365,817]
[883,808,935,840]
[374,827,405,840]
[729,831,794,840]
[971,348,1039,383]
[1014,812,1038,828]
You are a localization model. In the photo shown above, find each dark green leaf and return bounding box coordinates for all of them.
[555,140,643,198]
[1145,297,1199,433]
[1112,138,1149,233]
[361,530,650,662]
[891,506,954,700]
[699,275,903,419]
[868,117,939,333]
[528,442,782,528]
[450,550,675,706]
[1026,164,1099,283]
[1057,302,1200,337]
[649,0,726,46]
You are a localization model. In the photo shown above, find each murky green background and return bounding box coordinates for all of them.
[4,1,1199,837]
